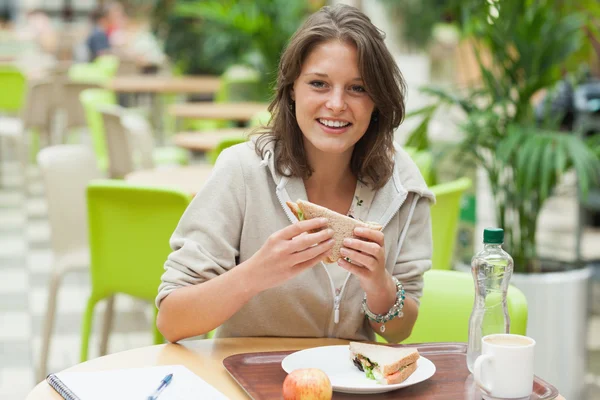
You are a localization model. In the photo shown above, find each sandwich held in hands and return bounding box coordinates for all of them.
[349,342,419,384]
[286,200,382,263]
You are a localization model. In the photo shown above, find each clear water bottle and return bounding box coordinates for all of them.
[466,228,513,373]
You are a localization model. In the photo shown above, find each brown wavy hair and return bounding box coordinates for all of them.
[254,4,406,189]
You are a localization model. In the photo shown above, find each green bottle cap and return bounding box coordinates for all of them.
[483,228,504,244]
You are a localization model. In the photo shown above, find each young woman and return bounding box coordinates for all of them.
[156,4,434,344]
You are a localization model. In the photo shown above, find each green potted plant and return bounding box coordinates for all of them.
[405,1,600,397]
[156,0,315,100]
[151,0,252,76]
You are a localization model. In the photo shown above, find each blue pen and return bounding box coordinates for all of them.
[147,373,173,400]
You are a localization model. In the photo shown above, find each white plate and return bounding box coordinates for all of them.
[281,345,436,394]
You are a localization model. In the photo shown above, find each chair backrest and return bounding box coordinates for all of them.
[216,64,262,103]
[22,79,54,134]
[61,82,102,130]
[208,136,248,164]
[430,177,472,270]
[100,106,135,179]
[120,112,156,169]
[86,180,190,301]
[404,146,435,186]
[248,110,272,128]
[37,145,103,258]
[0,66,27,113]
[80,88,116,171]
[404,269,528,344]
[182,65,262,132]
[68,62,113,85]
[93,55,120,77]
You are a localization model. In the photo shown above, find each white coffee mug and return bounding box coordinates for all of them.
[474,333,536,399]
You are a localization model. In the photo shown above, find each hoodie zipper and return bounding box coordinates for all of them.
[323,192,409,338]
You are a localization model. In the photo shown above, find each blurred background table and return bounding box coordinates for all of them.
[173,128,248,153]
[124,164,214,197]
[169,102,268,122]
[107,75,221,95]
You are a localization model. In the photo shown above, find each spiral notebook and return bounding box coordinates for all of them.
[46,364,229,400]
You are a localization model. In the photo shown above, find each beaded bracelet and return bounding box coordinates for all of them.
[361,276,405,333]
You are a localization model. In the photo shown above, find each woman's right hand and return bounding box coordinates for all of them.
[246,217,334,292]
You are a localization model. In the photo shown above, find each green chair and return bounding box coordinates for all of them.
[81,180,190,361]
[184,65,262,132]
[404,269,528,343]
[69,55,120,85]
[249,110,272,128]
[376,269,527,344]
[429,177,472,270]
[403,146,435,186]
[0,66,27,113]
[69,63,111,85]
[208,136,248,164]
[80,89,117,171]
[0,66,28,182]
[94,55,120,77]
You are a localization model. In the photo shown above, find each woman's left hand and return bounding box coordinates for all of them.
[337,227,389,294]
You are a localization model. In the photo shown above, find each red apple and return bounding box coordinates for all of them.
[282,368,333,400]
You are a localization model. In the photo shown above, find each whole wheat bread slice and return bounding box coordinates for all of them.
[349,341,420,377]
[286,200,382,263]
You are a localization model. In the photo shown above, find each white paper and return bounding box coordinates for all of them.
[54,364,229,400]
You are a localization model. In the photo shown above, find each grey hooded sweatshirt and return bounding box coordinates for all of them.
[156,140,435,342]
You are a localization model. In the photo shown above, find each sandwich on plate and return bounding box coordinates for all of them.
[349,342,420,384]
[286,199,382,263]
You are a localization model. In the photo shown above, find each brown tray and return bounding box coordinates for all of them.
[223,342,559,400]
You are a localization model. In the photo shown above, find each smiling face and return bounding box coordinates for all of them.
[291,39,376,161]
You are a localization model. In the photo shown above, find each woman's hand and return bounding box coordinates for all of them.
[337,227,390,295]
[247,218,335,292]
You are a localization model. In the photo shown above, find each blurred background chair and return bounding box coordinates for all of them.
[81,180,190,361]
[404,146,436,187]
[99,106,136,179]
[429,177,473,270]
[79,88,116,171]
[20,79,56,168]
[404,269,528,344]
[59,81,102,144]
[102,105,189,176]
[68,55,120,86]
[81,88,188,173]
[204,109,267,163]
[36,145,104,382]
[183,64,262,132]
[0,65,28,183]
[208,136,248,164]
[94,55,120,78]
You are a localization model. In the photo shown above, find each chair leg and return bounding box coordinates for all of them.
[37,267,63,382]
[99,295,115,356]
[17,132,29,192]
[152,307,163,345]
[80,296,98,362]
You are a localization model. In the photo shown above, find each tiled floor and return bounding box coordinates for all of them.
[0,161,155,399]
[1,157,600,399]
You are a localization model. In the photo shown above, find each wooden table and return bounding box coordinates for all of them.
[106,75,221,95]
[125,164,214,197]
[173,128,248,152]
[26,338,565,400]
[169,102,268,121]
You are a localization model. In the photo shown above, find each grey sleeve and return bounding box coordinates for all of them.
[391,195,433,307]
[156,148,246,308]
